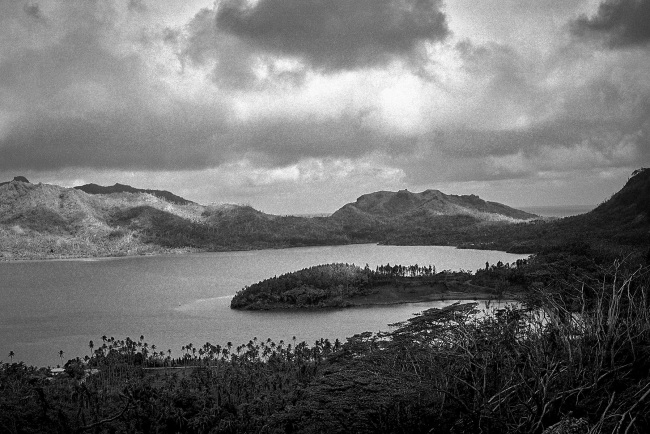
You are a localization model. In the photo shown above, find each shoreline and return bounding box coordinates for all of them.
[233,282,521,311]
[0,241,526,263]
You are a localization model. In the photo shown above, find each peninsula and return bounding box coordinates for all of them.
[230,261,525,310]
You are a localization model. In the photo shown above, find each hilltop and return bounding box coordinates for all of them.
[0,178,208,259]
[0,175,29,186]
[75,183,194,205]
[0,177,347,259]
[330,189,538,246]
[333,189,535,221]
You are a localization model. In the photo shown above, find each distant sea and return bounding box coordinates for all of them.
[519,205,595,218]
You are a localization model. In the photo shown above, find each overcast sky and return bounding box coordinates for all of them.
[1,0,648,214]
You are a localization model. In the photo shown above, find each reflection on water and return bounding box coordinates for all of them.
[0,244,527,367]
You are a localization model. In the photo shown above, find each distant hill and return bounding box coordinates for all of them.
[2,170,647,260]
[328,189,537,246]
[0,176,29,186]
[74,183,194,205]
[332,189,536,221]
[0,178,211,259]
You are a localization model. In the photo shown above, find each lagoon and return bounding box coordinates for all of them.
[0,244,527,367]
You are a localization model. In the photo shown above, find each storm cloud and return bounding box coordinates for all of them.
[572,0,650,48]
[215,0,449,71]
[1,0,650,213]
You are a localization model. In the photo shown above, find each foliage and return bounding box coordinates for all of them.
[230,262,440,309]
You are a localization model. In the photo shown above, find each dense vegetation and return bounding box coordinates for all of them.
[3,256,650,433]
[230,263,442,309]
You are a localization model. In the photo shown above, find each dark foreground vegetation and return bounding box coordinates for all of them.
[3,252,650,433]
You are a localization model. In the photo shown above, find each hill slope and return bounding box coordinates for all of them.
[446,168,650,252]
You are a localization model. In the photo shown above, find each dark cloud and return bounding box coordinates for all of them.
[2,0,650,198]
[240,116,418,165]
[0,2,228,171]
[0,110,226,171]
[23,3,43,19]
[181,7,309,89]
[214,0,449,71]
[128,0,147,13]
[572,0,650,48]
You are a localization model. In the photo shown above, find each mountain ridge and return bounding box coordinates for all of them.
[0,175,30,187]
[74,182,194,205]
[333,189,536,221]
[2,170,647,260]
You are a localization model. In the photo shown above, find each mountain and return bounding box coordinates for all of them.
[589,168,650,222]
[328,189,538,246]
[332,189,536,222]
[2,170,647,260]
[0,176,29,186]
[447,168,650,253]
[74,183,194,205]
[0,179,345,260]
[550,168,650,246]
[0,178,213,259]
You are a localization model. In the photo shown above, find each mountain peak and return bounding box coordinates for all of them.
[333,189,536,221]
[74,183,193,205]
[0,176,30,187]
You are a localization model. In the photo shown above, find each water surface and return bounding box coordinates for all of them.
[0,244,527,367]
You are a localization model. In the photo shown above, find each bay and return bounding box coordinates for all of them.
[0,244,527,367]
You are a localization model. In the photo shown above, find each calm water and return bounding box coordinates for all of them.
[0,244,527,367]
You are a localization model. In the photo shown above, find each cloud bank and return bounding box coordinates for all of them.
[0,0,649,212]
[572,0,650,48]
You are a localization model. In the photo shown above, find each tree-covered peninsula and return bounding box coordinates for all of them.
[230,261,527,310]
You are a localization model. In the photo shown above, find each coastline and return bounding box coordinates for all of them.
[0,240,524,263]
[232,281,519,311]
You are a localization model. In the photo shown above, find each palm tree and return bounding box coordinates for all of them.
[8,350,15,362]
[58,350,64,365]
[88,340,94,358]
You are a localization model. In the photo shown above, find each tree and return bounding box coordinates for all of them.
[8,350,14,362]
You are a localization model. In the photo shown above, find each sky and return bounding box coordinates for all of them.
[1,0,649,214]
